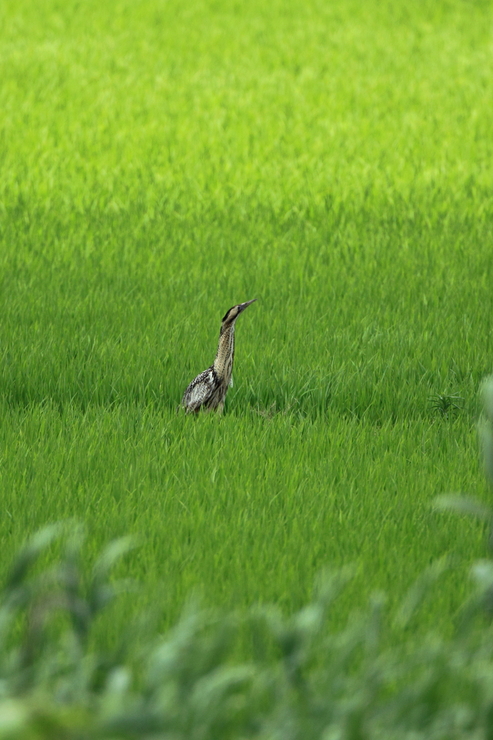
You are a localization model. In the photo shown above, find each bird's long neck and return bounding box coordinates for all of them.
[213,323,235,382]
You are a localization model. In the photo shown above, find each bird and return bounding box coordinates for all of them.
[182,299,257,413]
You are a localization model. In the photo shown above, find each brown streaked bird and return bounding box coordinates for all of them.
[182,299,257,413]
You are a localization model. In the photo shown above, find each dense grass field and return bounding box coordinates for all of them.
[1,0,493,651]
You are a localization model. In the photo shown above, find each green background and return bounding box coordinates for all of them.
[1,0,492,644]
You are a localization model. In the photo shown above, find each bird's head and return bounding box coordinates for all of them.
[220,299,256,331]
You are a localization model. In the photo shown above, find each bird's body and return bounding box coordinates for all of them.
[182,299,256,413]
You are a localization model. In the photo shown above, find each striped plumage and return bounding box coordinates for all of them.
[182,299,256,413]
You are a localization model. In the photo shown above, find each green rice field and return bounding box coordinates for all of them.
[1,0,493,647]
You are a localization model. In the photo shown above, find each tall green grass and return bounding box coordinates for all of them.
[1,375,493,739]
[1,0,493,647]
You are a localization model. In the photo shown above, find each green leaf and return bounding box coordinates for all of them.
[432,495,492,521]
[5,523,63,592]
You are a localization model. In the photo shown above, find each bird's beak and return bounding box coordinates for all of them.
[238,299,257,313]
